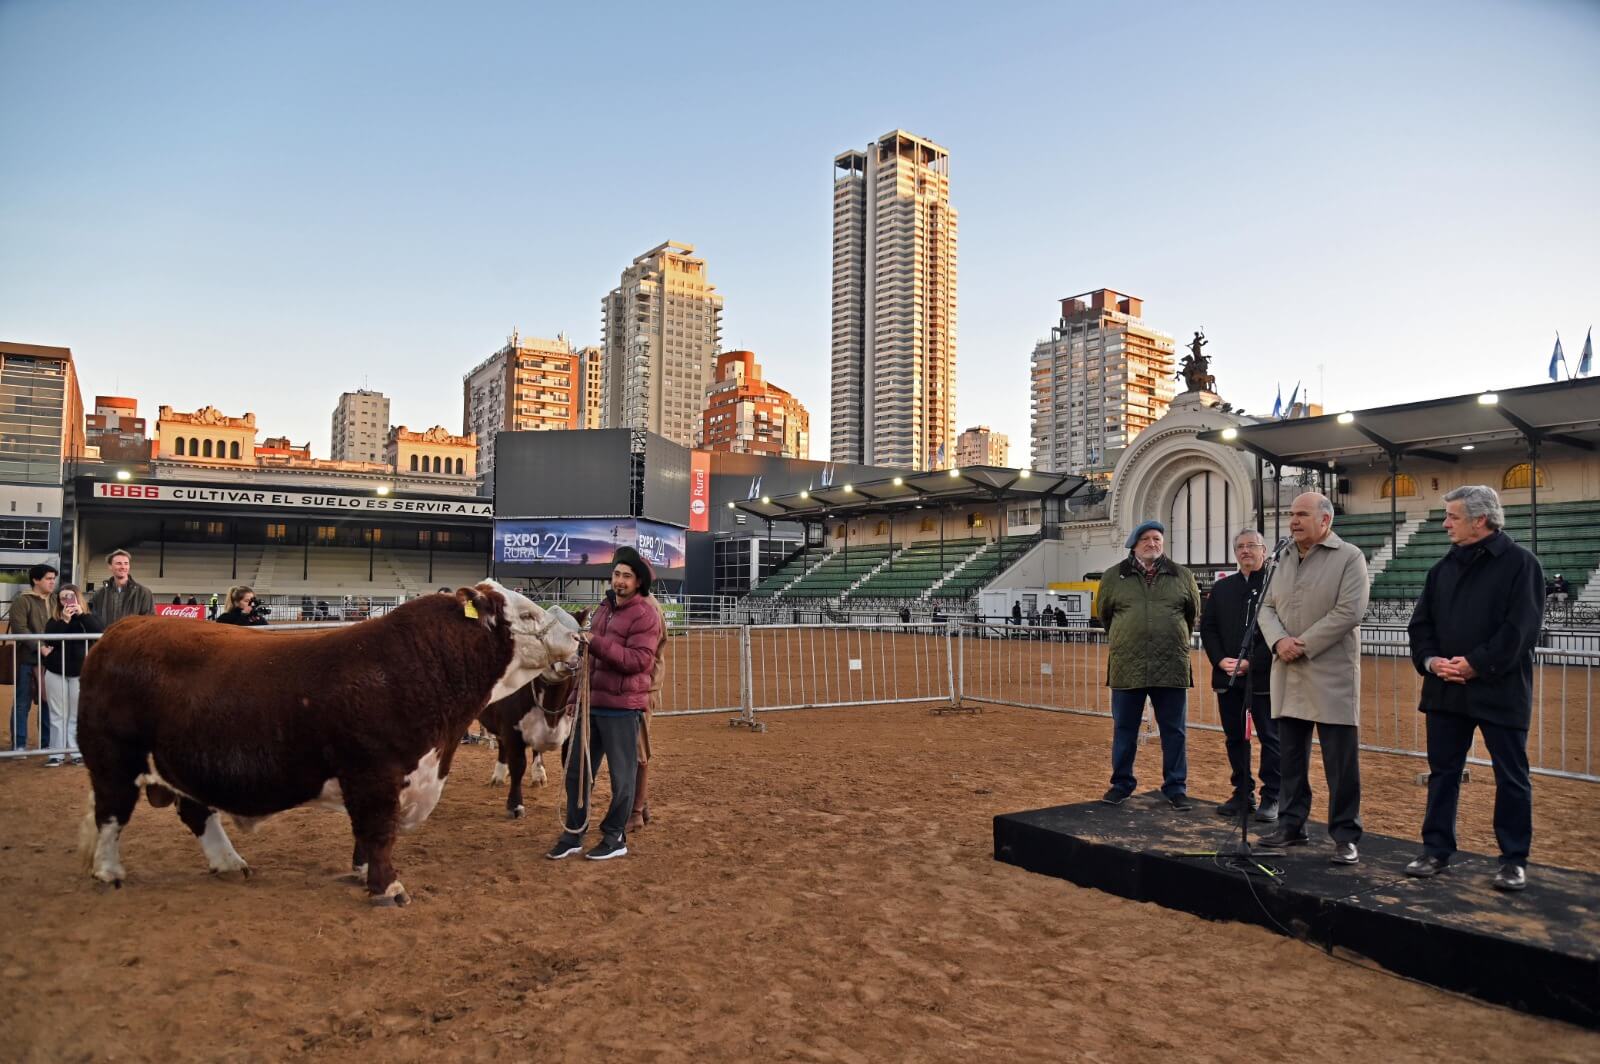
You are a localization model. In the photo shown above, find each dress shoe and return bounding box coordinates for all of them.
[1257,827,1309,847]
[1216,795,1255,819]
[1329,841,1359,865]
[1492,864,1527,892]
[1404,854,1449,878]
[1252,800,1279,823]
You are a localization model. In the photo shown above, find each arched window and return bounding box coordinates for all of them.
[409,454,418,471]
[229,441,240,460]
[1380,473,1418,498]
[432,456,442,473]
[202,439,213,458]
[175,437,186,456]
[919,516,934,533]
[1502,463,1549,491]
[454,457,464,475]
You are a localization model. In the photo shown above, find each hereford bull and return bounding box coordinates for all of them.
[478,637,581,821]
[75,581,581,906]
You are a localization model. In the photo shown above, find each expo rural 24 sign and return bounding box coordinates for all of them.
[93,481,493,517]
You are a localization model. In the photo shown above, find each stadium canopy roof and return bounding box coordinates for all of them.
[1195,377,1600,470]
[729,465,1090,522]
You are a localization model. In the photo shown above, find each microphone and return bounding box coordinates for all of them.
[1271,536,1292,556]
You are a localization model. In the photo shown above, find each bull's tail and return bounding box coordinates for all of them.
[77,793,98,874]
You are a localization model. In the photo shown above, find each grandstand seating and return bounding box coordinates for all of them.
[1331,511,1400,561]
[780,544,896,599]
[134,542,263,599]
[131,542,492,600]
[846,538,987,600]
[930,536,1040,601]
[745,546,824,598]
[1369,501,1600,600]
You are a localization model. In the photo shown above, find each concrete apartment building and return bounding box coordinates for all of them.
[0,341,86,591]
[330,389,391,463]
[87,395,151,464]
[699,350,810,460]
[830,129,958,470]
[1030,289,1175,475]
[463,331,581,489]
[601,241,724,447]
[956,425,1009,468]
[577,345,604,430]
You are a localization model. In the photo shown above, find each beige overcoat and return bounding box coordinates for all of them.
[1256,530,1369,725]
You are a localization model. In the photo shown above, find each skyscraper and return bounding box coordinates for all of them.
[830,130,958,470]
[577,344,604,430]
[601,241,723,447]
[1030,290,1175,474]
[699,350,810,459]
[330,389,390,464]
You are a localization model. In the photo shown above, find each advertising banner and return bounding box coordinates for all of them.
[688,449,711,532]
[493,517,685,572]
[90,481,492,517]
[155,604,205,619]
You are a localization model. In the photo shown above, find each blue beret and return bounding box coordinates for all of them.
[1125,520,1166,550]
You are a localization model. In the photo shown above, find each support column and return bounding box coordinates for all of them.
[1529,439,1541,558]
[1255,454,1265,535]
[1388,455,1400,561]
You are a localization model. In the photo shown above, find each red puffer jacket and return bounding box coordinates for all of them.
[584,592,664,711]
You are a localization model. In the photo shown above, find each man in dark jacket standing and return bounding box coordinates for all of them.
[548,547,664,862]
[87,550,154,628]
[1199,529,1281,822]
[1406,485,1543,892]
[1096,520,1202,810]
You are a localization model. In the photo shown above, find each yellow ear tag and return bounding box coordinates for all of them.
[463,602,479,619]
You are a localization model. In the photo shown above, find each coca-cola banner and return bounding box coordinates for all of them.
[155,604,205,619]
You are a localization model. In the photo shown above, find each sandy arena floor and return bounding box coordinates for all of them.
[2,701,1598,1062]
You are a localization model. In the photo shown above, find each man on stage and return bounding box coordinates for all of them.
[1096,520,1202,810]
[1199,529,1281,823]
[1405,485,1543,891]
[1256,493,1369,863]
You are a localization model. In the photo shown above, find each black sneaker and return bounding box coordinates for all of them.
[1100,787,1132,806]
[1253,799,1280,823]
[1167,792,1195,812]
[1216,795,1254,819]
[1257,827,1309,847]
[585,837,627,861]
[546,836,582,861]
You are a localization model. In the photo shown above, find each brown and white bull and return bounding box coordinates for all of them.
[478,667,578,819]
[75,581,581,906]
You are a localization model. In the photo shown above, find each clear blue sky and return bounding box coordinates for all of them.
[2,0,1596,463]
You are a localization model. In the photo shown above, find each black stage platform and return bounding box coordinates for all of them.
[994,794,1599,1029]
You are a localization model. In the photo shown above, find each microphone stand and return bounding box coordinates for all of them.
[1220,539,1289,862]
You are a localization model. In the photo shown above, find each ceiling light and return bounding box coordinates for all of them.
[950,469,961,478]
[1221,428,1238,440]
[1018,469,1031,479]
[893,476,904,486]
[761,496,770,505]
[1461,444,1475,451]
[1337,412,1355,424]
[800,490,809,499]
[1477,393,1498,405]
[376,485,390,496]
[843,484,853,493]
[115,469,132,482]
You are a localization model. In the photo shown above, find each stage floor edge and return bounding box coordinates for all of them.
[993,796,1599,1029]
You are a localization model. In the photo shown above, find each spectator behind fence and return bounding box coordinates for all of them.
[88,550,155,629]
[1405,484,1543,892]
[9,562,57,751]
[215,586,269,627]
[41,583,102,766]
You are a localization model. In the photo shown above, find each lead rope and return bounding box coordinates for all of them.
[558,639,593,836]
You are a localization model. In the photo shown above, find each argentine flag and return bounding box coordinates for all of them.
[1548,335,1566,381]
[1579,328,1593,378]
[1271,384,1283,418]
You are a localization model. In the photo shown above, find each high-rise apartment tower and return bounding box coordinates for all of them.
[830,130,958,470]
[330,389,391,463]
[601,241,723,447]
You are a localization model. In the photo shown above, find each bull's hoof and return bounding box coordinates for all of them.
[210,862,252,880]
[507,805,524,820]
[530,766,547,787]
[371,881,410,907]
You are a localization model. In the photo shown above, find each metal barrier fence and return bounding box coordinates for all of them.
[3,619,1595,784]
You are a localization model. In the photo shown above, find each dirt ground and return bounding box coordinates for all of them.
[1,703,1597,1063]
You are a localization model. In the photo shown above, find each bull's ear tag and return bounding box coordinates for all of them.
[463,602,480,619]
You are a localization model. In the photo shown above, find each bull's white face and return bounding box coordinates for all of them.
[481,581,582,700]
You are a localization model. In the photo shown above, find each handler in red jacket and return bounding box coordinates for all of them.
[547,548,664,862]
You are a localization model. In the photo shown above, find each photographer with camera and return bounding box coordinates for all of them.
[215,586,269,627]
[42,583,103,766]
